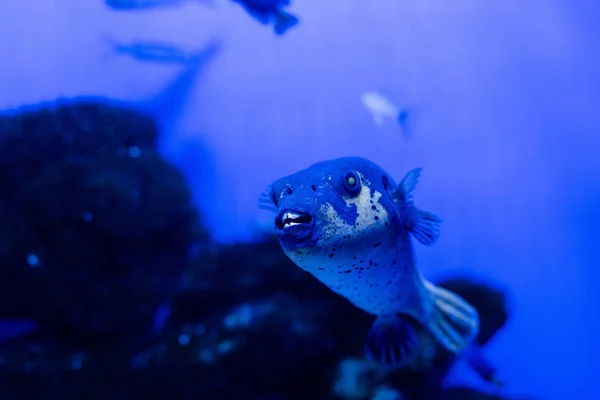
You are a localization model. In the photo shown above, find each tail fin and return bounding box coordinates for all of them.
[397,108,414,139]
[273,11,299,35]
[424,280,479,354]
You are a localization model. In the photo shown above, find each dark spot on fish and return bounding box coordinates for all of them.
[374,216,379,220]
[318,267,324,271]
[352,264,356,267]
[337,265,342,269]
[369,260,373,266]
[353,256,357,260]
[382,175,390,190]
[386,280,392,285]
[286,187,292,194]
[392,260,396,265]
[385,222,388,226]
[297,251,303,254]
[371,205,377,210]
[344,270,352,274]
[311,185,317,191]
[374,263,378,266]
[373,242,381,248]
[369,284,374,287]
[353,287,358,290]
[359,267,364,271]
[328,253,334,258]
[359,260,364,263]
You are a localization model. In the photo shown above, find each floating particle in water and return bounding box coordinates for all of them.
[194,324,206,335]
[71,353,87,371]
[178,334,190,346]
[131,351,152,369]
[128,146,141,158]
[371,385,403,400]
[130,188,140,200]
[333,358,391,400]
[223,303,254,329]
[222,302,276,330]
[197,348,216,364]
[82,212,93,222]
[151,302,172,334]
[26,254,40,268]
[217,340,235,354]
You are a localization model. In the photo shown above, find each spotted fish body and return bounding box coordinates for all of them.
[259,156,479,367]
[282,171,429,320]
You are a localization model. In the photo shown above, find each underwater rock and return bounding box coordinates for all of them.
[0,235,524,400]
[0,99,205,346]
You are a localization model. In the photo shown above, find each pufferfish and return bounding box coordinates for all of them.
[258,156,479,367]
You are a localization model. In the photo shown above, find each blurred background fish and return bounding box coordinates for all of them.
[102,35,217,64]
[105,0,213,10]
[232,0,299,35]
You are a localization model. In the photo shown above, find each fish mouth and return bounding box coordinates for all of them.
[275,209,315,240]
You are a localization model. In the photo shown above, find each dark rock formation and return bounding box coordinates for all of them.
[0,99,205,348]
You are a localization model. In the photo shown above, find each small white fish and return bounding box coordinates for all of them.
[360,91,408,128]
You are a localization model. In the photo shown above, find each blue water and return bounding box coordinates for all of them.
[2,0,599,399]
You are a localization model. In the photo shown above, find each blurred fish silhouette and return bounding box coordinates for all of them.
[102,35,214,65]
[232,0,299,35]
[361,91,412,137]
[105,0,214,10]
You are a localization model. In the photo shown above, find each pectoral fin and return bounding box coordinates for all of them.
[364,313,420,368]
[258,184,278,213]
[393,168,443,246]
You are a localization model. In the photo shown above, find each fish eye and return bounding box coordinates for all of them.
[342,170,361,196]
